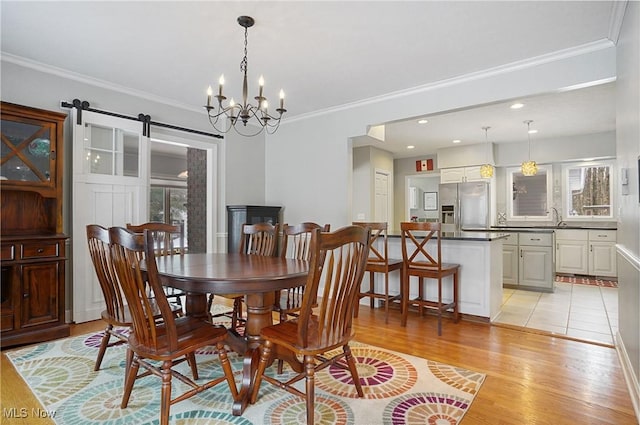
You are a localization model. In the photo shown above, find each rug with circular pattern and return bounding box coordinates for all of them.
[5,332,485,424]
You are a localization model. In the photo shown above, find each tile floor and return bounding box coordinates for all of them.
[493,282,618,345]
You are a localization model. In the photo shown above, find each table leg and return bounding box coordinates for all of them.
[232,292,303,416]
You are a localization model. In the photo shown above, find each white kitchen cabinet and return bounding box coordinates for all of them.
[588,230,617,277]
[555,229,588,274]
[502,232,554,291]
[555,229,616,277]
[502,244,519,285]
[440,166,484,183]
[519,245,554,289]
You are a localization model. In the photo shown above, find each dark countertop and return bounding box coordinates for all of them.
[490,225,617,231]
[389,231,510,241]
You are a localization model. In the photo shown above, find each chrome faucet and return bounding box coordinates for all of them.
[550,207,564,227]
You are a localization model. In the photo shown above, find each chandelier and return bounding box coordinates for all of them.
[521,120,537,176]
[205,16,286,137]
[480,126,494,178]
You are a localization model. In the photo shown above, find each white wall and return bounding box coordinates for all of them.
[615,1,640,417]
[266,45,616,230]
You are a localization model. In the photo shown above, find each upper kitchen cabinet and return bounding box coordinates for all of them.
[440,166,485,183]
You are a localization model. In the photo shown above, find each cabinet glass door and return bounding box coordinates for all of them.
[1,119,55,184]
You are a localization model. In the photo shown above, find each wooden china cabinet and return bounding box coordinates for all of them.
[1,101,70,348]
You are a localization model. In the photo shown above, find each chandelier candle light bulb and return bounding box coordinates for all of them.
[205,16,286,136]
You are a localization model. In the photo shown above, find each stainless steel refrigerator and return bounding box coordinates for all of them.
[438,181,490,231]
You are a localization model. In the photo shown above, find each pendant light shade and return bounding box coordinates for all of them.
[480,126,494,178]
[521,120,537,176]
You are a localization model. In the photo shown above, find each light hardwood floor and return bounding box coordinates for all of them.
[1,304,637,424]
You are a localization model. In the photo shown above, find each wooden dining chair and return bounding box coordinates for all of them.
[109,226,238,425]
[275,222,330,322]
[400,221,460,335]
[126,222,187,307]
[209,222,280,330]
[272,222,329,373]
[352,221,403,324]
[86,224,134,371]
[250,225,371,425]
[86,224,183,371]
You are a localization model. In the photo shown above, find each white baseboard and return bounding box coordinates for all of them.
[616,332,640,422]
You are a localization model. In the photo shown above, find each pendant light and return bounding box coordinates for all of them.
[480,126,494,178]
[521,120,537,176]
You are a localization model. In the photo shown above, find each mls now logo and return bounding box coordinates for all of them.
[3,408,56,418]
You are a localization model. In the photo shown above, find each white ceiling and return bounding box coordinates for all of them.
[1,1,620,157]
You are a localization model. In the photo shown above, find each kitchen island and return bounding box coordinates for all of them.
[380,230,509,322]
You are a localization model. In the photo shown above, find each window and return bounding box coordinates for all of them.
[507,165,553,221]
[150,186,188,241]
[562,161,614,220]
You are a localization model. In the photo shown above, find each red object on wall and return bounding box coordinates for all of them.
[416,159,433,172]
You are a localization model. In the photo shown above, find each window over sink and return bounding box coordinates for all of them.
[506,165,553,221]
[562,160,614,220]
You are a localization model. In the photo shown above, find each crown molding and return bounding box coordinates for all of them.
[608,0,628,44]
[2,38,616,127]
[1,52,205,115]
[285,39,616,124]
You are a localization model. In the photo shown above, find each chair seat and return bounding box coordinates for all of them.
[101,299,182,326]
[406,263,459,276]
[365,257,403,273]
[129,316,228,360]
[260,318,352,355]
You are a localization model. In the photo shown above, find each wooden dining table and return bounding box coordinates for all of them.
[150,252,309,416]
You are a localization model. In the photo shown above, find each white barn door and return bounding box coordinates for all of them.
[72,110,148,323]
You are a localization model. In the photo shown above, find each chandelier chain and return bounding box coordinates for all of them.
[241,26,248,74]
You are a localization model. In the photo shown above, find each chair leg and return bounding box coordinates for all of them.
[384,272,390,324]
[418,277,425,317]
[160,360,172,425]
[344,344,364,397]
[186,352,199,380]
[121,356,140,408]
[368,272,375,308]
[401,271,408,327]
[125,347,133,371]
[453,271,460,323]
[250,341,273,404]
[304,354,316,425]
[94,325,112,371]
[437,278,443,336]
[217,343,239,401]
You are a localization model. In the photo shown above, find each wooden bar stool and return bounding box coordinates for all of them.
[353,222,403,323]
[400,222,460,335]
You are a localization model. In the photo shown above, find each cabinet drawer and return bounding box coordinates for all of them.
[1,245,15,261]
[555,229,587,241]
[588,230,616,242]
[21,242,60,259]
[519,233,552,246]
[503,233,518,245]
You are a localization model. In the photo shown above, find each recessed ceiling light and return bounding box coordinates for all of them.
[510,103,524,109]
[417,119,428,124]
[528,129,538,134]
[452,139,461,144]
[407,145,415,149]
